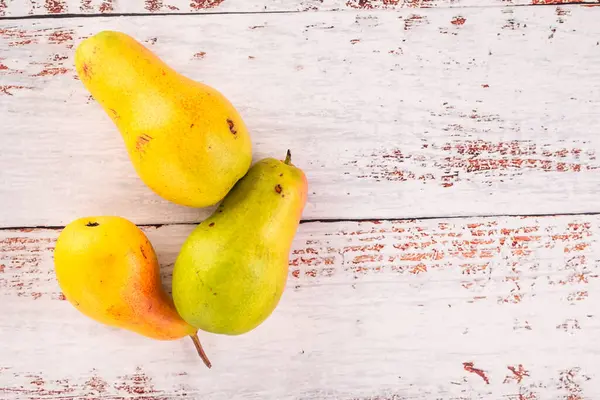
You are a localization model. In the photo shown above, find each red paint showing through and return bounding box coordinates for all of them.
[1,27,40,47]
[463,362,490,384]
[356,140,598,185]
[506,365,530,384]
[0,367,172,399]
[519,392,539,400]
[289,219,553,306]
[404,14,428,30]
[48,30,74,44]
[33,67,69,77]
[532,0,594,4]
[451,16,466,25]
[190,0,225,10]
[99,0,114,12]
[80,0,93,11]
[0,86,33,96]
[558,368,588,400]
[79,0,113,12]
[114,367,161,396]
[85,376,108,394]
[45,0,66,13]
[145,0,163,11]
[346,0,435,8]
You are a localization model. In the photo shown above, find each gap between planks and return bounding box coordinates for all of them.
[3,211,600,231]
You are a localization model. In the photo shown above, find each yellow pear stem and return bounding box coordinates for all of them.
[284,149,292,165]
[190,333,212,369]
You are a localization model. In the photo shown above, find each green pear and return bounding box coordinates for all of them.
[172,151,308,335]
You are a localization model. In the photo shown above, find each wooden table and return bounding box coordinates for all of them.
[2,1,600,399]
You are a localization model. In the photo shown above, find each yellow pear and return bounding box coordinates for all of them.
[173,151,308,335]
[54,216,211,368]
[74,31,252,208]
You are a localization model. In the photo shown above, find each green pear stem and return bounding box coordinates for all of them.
[190,333,212,369]
[284,150,292,165]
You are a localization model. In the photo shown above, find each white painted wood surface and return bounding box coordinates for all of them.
[2,1,600,399]
[1,0,599,17]
[2,215,600,399]
[3,6,600,227]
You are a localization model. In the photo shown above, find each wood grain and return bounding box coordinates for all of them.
[1,0,600,17]
[1,215,600,398]
[2,6,600,227]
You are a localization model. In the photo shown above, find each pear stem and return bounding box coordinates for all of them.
[284,149,292,165]
[190,334,212,369]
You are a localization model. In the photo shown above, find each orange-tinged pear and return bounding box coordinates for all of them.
[54,216,211,368]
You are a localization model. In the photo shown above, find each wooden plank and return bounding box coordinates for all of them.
[1,215,599,398]
[1,0,600,17]
[2,6,600,227]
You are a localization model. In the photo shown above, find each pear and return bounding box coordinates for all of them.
[172,151,308,335]
[74,31,252,208]
[54,216,211,368]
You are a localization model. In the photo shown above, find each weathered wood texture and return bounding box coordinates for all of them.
[2,6,600,227]
[1,215,599,399]
[1,0,599,17]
